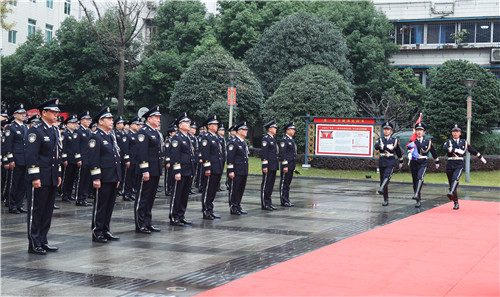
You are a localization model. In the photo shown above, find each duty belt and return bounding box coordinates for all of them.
[448,157,463,160]
[418,155,428,159]
[382,152,394,157]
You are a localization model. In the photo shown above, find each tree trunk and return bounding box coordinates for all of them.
[118,46,125,116]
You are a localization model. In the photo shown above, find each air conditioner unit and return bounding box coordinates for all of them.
[491,48,500,63]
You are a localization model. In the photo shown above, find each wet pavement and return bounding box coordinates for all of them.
[1,176,498,296]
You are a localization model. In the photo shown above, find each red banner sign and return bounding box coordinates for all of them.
[313,117,375,124]
[227,87,236,106]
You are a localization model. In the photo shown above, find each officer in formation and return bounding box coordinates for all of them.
[135,106,162,234]
[1,116,13,206]
[61,115,80,204]
[216,124,226,192]
[169,112,196,226]
[25,98,62,255]
[188,122,200,194]
[260,120,279,211]
[225,125,237,192]
[88,107,122,243]
[199,115,224,220]
[123,116,143,201]
[75,111,94,205]
[374,122,403,206]
[227,121,249,215]
[279,122,298,207]
[114,116,126,196]
[26,114,40,128]
[163,123,177,196]
[442,124,487,210]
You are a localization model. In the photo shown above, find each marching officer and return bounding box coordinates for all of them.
[169,112,196,226]
[135,106,162,233]
[74,111,93,205]
[199,115,224,220]
[123,116,142,201]
[4,103,28,214]
[25,98,62,255]
[260,120,279,211]
[227,121,249,215]
[374,122,403,206]
[61,115,80,204]
[88,107,122,243]
[279,121,298,207]
[406,123,439,208]
[442,124,487,210]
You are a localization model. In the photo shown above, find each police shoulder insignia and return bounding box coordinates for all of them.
[28,133,37,143]
[61,135,65,141]
[202,139,208,146]
[5,130,10,137]
[89,139,96,148]
[166,143,170,147]
[262,141,267,147]
[123,137,127,142]
[138,134,145,142]
[280,142,285,147]
[73,133,78,138]
[228,144,234,151]
[172,140,179,147]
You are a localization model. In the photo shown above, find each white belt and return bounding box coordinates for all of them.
[448,157,463,160]
[381,152,394,157]
[418,156,428,159]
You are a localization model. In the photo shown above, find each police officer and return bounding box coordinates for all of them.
[406,123,439,208]
[118,119,131,199]
[88,107,122,243]
[135,106,163,233]
[74,111,93,205]
[164,123,177,196]
[442,124,487,210]
[4,103,28,214]
[227,121,249,215]
[25,98,62,255]
[169,112,196,226]
[225,125,236,193]
[188,122,199,194]
[374,122,403,206]
[61,115,81,204]
[1,116,13,205]
[260,120,279,211]
[217,124,226,192]
[279,121,298,207]
[123,116,141,201]
[26,114,40,127]
[114,116,126,196]
[200,115,224,220]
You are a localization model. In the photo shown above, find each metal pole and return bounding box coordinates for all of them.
[465,89,472,182]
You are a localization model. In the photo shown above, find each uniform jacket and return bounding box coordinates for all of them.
[218,134,226,163]
[88,127,122,183]
[170,131,196,176]
[74,126,91,165]
[408,138,439,165]
[4,120,27,165]
[1,131,8,163]
[136,124,163,176]
[442,138,480,169]
[279,134,297,171]
[25,120,62,186]
[200,131,224,175]
[227,136,249,176]
[118,130,130,162]
[375,136,403,168]
[259,133,279,171]
[62,129,78,164]
[127,131,138,164]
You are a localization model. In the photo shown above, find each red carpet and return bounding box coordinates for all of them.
[196,201,499,297]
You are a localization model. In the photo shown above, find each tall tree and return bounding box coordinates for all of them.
[79,0,149,115]
[1,0,14,30]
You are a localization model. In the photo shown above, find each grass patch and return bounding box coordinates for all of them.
[246,157,500,187]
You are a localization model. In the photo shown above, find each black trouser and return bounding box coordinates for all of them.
[379,166,394,199]
[78,165,92,201]
[201,173,221,215]
[62,163,77,199]
[9,165,26,210]
[229,175,247,211]
[27,184,56,248]
[57,165,65,195]
[169,175,192,221]
[261,170,277,208]
[167,166,174,195]
[124,163,136,197]
[2,167,12,202]
[194,162,200,188]
[134,176,160,229]
[446,166,463,199]
[410,160,427,200]
[279,169,294,205]
[118,162,126,193]
[92,182,118,237]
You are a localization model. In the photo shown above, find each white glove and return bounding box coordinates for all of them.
[398,163,403,170]
[435,164,440,170]
[480,157,487,164]
[454,148,465,155]
[386,144,394,150]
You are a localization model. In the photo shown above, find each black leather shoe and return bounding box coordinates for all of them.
[262,206,273,211]
[17,207,27,213]
[76,200,92,206]
[239,209,247,214]
[270,205,277,210]
[135,227,152,234]
[104,231,120,240]
[170,219,184,226]
[53,204,60,209]
[180,218,192,225]
[453,201,459,210]
[92,234,108,243]
[189,189,196,194]
[211,213,221,219]
[9,208,20,214]
[230,209,241,215]
[123,196,132,201]
[166,192,172,196]
[28,246,46,255]
[203,214,215,220]
[147,225,161,232]
[415,200,421,208]
[68,196,76,201]
[382,200,389,206]
[281,202,294,207]
[42,244,58,252]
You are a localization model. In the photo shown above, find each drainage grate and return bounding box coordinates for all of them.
[168,237,335,288]
[2,266,160,291]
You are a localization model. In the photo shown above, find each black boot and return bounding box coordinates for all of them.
[382,181,389,206]
[447,180,459,201]
[453,199,459,210]
[378,178,389,195]
[382,198,389,206]
[412,180,423,200]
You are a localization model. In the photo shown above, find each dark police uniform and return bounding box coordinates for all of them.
[199,115,224,220]
[216,124,226,192]
[279,121,297,207]
[442,124,487,210]
[406,123,439,208]
[227,121,249,215]
[259,120,279,210]
[88,107,122,243]
[135,106,163,233]
[1,117,13,205]
[4,104,28,214]
[123,117,141,201]
[169,112,196,226]
[163,124,176,197]
[374,122,403,206]
[61,115,79,203]
[25,98,62,254]
[74,111,93,205]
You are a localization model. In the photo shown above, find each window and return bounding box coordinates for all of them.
[9,1,17,6]
[427,23,455,44]
[494,21,500,43]
[145,19,156,43]
[46,0,53,8]
[45,24,53,42]
[460,22,475,43]
[64,0,71,15]
[28,19,36,37]
[8,30,17,43]
[396,24,423,45]
[476,22,491,43]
